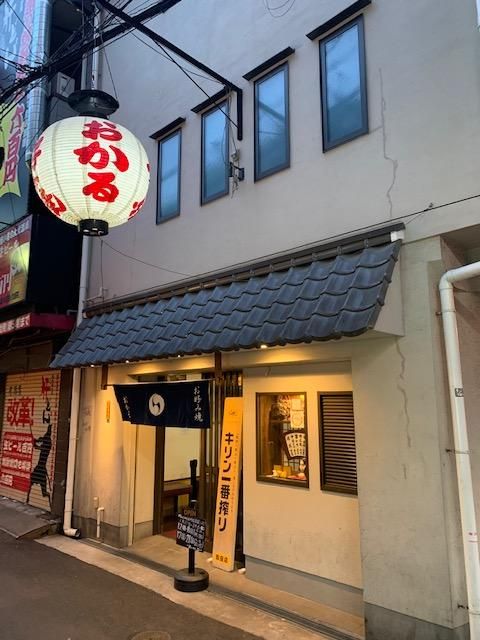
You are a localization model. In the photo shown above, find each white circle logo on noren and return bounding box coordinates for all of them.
[149,393,165,417]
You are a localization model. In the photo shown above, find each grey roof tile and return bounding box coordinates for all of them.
[51,240,401,368]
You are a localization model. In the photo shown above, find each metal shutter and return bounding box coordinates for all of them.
[0,371,61,511]
[319,392,357,495]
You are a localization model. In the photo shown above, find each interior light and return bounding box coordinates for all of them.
[260,344,268,349]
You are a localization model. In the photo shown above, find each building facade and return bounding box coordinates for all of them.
[52,1,480,638]
[0,0,85,515]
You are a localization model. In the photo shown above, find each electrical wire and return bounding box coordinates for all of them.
[102,239,192,276]
[98,18,118,99]
[131,32,223,85]
[263,0,297,18]
[131,33,238,133]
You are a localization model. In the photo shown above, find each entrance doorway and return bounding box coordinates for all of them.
[129,371,243,560]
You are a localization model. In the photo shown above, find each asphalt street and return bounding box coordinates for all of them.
[0,531,260,640]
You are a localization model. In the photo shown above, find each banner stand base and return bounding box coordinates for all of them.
[173,567,209,592]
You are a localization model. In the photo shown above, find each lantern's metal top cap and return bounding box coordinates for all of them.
[68,90,119,118]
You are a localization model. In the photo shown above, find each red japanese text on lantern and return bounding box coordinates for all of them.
[34,177,67,217]
[129,198,145,220]
[82,120,122,142]
[74,120,129,204]
[31,135,43,171]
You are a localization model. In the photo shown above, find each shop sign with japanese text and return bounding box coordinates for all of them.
[0,215,31,309]
[212,397,243,572]
[0,370,61,511]
[114,381,210,428]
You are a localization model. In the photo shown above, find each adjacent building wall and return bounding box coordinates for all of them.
[352,238,467,636]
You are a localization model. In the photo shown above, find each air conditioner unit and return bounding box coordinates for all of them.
[50,72,74,98]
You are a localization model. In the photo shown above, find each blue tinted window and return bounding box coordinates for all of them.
[255,65,289,180]
[157,130,181,222]
[202,103,229,203]
[320,17,368,150]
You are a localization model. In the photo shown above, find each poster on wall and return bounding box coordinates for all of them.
[0,215,31,308]
[0,370,61,511]
[0,0,37,226]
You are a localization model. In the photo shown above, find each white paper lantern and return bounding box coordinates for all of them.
[31,116,150,235]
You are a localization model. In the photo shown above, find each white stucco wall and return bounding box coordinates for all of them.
[242,361,362,589]
[87,0,480,303]
[353,238,467,628]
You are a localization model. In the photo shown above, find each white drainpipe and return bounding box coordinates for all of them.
[439,263,480,637]
[63,236,91,537]
[63,5,100,538]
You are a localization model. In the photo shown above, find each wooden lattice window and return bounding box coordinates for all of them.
[318,392,357,495]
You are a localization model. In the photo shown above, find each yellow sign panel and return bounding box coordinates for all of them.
[0,102,25,198]
[212,397,243,572]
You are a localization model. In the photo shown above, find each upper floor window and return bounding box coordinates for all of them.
[201,102,229,204]
[320,16,368,151]
[157,129,181,223]
[254,63,290,180]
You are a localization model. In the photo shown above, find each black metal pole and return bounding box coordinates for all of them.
[97,0,243,140]
[188,548,195,574]
[190,459,198,503]
[188,459,197,574]
[97,0,241,93]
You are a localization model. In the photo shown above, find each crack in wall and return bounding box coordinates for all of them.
[379,68,398,219]
[396,338,411,448]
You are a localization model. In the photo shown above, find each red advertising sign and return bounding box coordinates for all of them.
[0,216,31,309]
[0,432,34,492]
[0,371,60,510]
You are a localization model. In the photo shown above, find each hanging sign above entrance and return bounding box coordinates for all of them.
[113,381,210,428]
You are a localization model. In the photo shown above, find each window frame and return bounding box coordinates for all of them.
[319,15,368,152]
[256,391,309,488]
[201,100,230,205]
[318,391,358,495]
[254,62,290,182]
[156,128,182,224]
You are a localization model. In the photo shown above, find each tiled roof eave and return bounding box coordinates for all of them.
[51,241,401,369]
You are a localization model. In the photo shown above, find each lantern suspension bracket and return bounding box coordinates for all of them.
[68,89,119,118]
[96,0,243,141]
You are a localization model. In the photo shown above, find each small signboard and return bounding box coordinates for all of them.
[176,514,206,552]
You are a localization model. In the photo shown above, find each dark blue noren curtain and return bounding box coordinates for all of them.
[113,381,210,428]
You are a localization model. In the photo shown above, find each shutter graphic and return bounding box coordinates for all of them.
[0,370,61,511]
[319,392,357,495]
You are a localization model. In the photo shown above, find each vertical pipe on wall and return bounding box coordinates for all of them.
[63,235,91,537]
[63,2,99,538]
[439,263,480,638]
[25,0,52,162]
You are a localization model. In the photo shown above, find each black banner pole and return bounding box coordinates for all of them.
[189,460,197,575]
